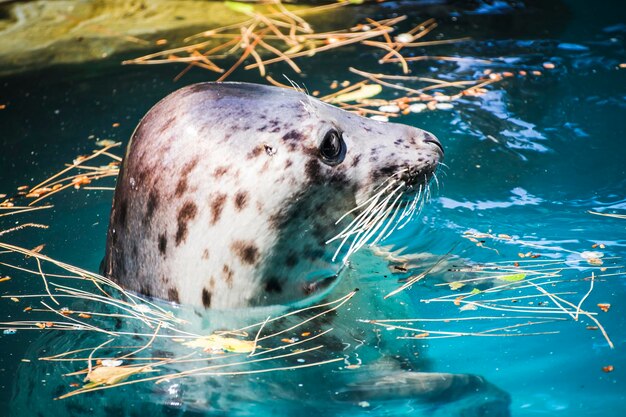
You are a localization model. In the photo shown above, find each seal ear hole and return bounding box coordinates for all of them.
[319,129,346,165]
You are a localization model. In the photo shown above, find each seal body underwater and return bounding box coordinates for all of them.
[103,81,443,309]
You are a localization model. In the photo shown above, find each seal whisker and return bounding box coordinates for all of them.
[354,187,403,241]
[395,187,420,229]
[330,201,383,261]
[432,171,440,193]
[327,189,387,247]
[331,180,403,263]
[398,187,420,223]
[370,190,406,247]
[344,183,404,252]
[425,175,433,203]
[332,178,398,226]
[343,184,404,262]
[327,177,402,250]
[394,184,423,233]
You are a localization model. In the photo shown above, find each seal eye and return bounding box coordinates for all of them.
[319,129,345,165]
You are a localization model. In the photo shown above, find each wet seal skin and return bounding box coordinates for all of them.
[103,82,443,309]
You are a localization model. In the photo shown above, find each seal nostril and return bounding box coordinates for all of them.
[423,135,444,155]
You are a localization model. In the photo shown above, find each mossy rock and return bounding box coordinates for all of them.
[0,0,355,76]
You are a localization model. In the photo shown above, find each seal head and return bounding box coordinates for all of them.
[103,82,443,308]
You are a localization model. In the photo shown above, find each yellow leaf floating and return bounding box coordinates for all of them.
[95,139,117,147]
[460,303,478,311]
[448,281,465,290]
[331,84,383,103]
[498,273,526,282]
[84,365,154,388]
[183,335,255,353]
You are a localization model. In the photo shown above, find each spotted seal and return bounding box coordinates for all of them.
[102,82,443,309]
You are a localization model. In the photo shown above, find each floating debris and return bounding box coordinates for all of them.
[408,103,427,113]
[378,104,400,113]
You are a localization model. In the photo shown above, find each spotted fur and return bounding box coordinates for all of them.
[103,82,443,308]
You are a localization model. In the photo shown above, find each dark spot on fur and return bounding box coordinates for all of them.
[140,284,153,298]
[247,146,264,159]
[202,288,212,308]
[146,191,159,220]
[265,277,283,293]
[303,244,325,260]
[175,176,188,197]
[351,154,362,167]
[285,159,293,168]
[231,240,259,265]
[175,201,198,245]
[223,264,234,288]
[234,191,248,210]
[174,158,198,197]
[158,116,176,135]
[285,252,298,267]
[373,165,400,182]
[305,159,323,184]
[158,233,167,255]
[202,249,209,260]
[282,130,304,142]
[168,287,180,303]
[182,158,199,175]
[214,166,229,177]
[117,199,128,227]
[210,193,227,224]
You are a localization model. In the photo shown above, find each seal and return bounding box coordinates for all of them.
[102,82,443,309]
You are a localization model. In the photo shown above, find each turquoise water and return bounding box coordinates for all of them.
[1,0,625,416]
